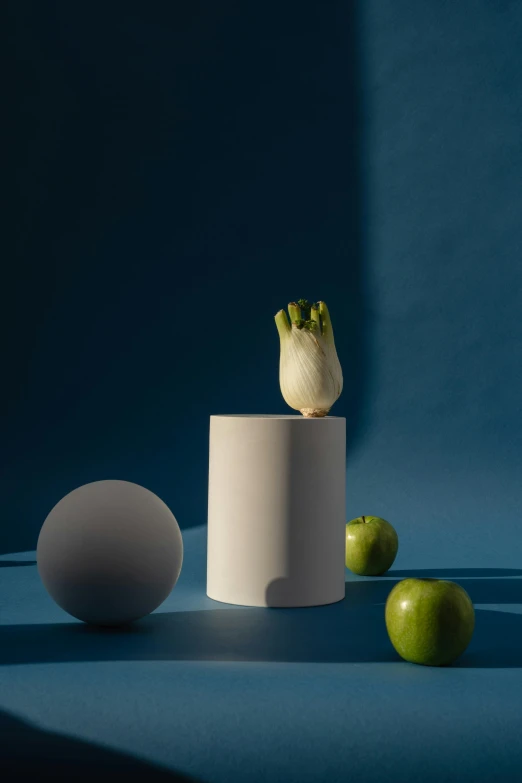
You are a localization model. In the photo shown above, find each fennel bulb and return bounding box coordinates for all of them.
[275,299,343,417]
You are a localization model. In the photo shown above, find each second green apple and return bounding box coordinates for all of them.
[345,516,399,576]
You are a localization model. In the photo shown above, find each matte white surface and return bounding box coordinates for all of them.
[207,415,346,607]
[37,480,183,625]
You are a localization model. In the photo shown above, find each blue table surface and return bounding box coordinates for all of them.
[2,523,522,783]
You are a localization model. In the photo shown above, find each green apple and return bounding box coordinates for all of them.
[345,516,398,575]
[385,578,475,666]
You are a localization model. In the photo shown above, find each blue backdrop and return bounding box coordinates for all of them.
[5,1,522,557]
[4,1,522,555]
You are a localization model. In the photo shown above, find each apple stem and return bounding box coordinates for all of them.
[362,515,366,523]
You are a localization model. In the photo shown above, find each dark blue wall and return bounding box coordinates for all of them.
[4,1,522,556]
[3,1,362,551]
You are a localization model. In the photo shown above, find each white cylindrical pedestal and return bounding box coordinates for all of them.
[207,415,346,607]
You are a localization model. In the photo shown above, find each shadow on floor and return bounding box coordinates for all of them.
[346,572,522,607]
[2,570,522,668]
[0,708,197,781]
[388,568,522,578]
[0,560,37,568]
[0,601,398,666]
[457,609,522,669]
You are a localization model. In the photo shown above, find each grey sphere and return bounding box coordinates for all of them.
[37,480,183,626]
